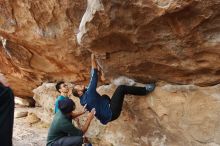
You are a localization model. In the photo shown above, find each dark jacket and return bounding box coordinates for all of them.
[80,69,112,125]
[0,83,14,146]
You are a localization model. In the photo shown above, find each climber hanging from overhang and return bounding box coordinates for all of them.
[72,53,156,125]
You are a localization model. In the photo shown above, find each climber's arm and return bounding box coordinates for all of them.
[91,54,98,69]
[87,54,98,92]
[71,104,87,119]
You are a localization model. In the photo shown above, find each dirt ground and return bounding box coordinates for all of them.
[13,107,49,146]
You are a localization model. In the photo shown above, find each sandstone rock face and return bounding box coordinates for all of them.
[34,83,220,146]
[78,0,220,86]
[1,1,220,145]
[15,96,35,107]
[32,83,58,123]
[0,0,89,97]
[0,0,220,97]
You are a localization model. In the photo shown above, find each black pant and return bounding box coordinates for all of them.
[52,136,83,146]
[110,85,147,121]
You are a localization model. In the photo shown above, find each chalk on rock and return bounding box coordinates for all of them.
[113,76,136,86]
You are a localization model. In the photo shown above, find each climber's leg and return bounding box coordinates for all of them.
[110,84,155,121]
[52,136,83,146]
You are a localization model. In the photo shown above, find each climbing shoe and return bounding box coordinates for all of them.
[145,83,156,92]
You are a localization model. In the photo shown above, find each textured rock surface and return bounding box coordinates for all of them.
[0,0,89,97]
[1,1,220,145]
[78,0,220,87]
[15,96,35,107]
[15,111,28,118]
[33,82,220,146]
[13,107,48,146]
[0,0,220,97]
